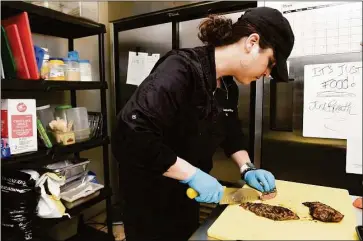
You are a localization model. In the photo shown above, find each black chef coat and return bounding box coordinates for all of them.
[111,45,246,241]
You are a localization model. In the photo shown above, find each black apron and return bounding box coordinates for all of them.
[118,85,235,241]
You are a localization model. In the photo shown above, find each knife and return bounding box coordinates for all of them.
[186,180,261,205]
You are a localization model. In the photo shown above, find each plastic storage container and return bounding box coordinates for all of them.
[79,60,92,81]
[60,182,103,203]
[62,188,101,209]
[45,158,90,181]
[48,58,65,81]
[54,105,72,122]
[65,107,90,142]
[36,105,54,130]
[63,58,80,81]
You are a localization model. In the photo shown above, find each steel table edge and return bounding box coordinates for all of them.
[189,205,226,241]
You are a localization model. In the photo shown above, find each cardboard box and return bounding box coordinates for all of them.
[1,99,38,155]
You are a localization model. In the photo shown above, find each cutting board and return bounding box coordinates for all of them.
[4,24,30,79]
[207,180,358,240]
[2,12,39,79]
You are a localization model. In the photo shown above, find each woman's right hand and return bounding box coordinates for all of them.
[181,168,224,203]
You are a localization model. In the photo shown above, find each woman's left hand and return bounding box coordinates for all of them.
[243,169,276,193]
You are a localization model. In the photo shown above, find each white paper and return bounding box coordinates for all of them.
[346,130,362,175]
[144,54,160,77]
[126,51,160,86]
[126,51,147,86]
[303,61,362,139]
[265,2,362,57]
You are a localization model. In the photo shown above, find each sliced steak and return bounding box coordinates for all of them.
[240,202,300,221]
[303,201,344,222]
[260,188,277,200]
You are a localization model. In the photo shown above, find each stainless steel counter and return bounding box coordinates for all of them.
[189,195,362,240]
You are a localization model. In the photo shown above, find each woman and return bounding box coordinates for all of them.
[112,6,294,241]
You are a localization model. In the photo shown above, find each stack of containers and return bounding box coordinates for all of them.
[41,50,92,82]
[65,107,90,142]
[45,158,104,209]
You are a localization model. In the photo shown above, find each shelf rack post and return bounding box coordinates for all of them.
[68,38,81,159]
[68,38,77,107]
[98,32,113,237]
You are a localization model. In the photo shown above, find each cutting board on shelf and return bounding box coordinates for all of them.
[207,180,358,240]
[4,24,30,79]
[2,12,39,79]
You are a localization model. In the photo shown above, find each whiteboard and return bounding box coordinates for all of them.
[264,1,362,57]
[303,61,362,139]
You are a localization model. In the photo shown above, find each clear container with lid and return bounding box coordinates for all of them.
[63,58,80,81]
[65,107,90,142]
[48,58,66,81]
[36,105,54,130]
[54,105,72,122]
[79,60,92,82]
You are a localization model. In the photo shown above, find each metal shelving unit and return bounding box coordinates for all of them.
[1,1,113,240]
[2,137,110,168]
[1,79,108,91]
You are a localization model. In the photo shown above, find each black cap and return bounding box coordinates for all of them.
[238,7,295,82]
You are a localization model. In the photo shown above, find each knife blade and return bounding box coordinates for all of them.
[186,180,260,205]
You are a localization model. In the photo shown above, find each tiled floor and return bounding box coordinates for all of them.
[87,211,125,241]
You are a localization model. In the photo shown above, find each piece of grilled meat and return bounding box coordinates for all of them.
[303,201,344,222]
[240,202,300,221]
[260,188,277,200]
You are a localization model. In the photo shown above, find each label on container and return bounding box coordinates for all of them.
[67,68,79,72]
[50,68,65,78]
[11,115,33,138]
[11,137,36,154]
[3,99,37,155]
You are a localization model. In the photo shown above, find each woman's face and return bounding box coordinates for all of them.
[233,34,276,85]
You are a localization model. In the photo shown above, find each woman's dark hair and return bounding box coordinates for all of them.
[198,14,274,50]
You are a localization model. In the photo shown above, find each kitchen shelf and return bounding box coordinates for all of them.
[1,1,106,39]
[1,137,109,168]
[1,79,108,91]
[1,0,109,238]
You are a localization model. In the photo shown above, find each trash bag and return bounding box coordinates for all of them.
[1,170,39,241]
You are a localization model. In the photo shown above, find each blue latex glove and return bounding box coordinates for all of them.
[243,169,276,193]
[181,168,224,203]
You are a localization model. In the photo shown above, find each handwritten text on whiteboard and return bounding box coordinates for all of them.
[303,62,362,139]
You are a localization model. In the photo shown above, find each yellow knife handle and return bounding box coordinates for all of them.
[186,188,198,199]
